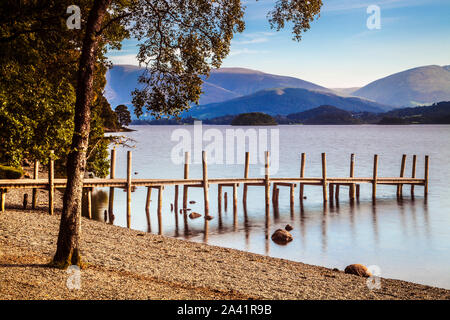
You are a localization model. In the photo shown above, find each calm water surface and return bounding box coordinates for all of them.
[89,125,450,289]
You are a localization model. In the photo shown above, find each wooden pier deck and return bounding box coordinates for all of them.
[0,150,429,230]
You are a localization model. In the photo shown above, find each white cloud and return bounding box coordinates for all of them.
[107,54,139,66]
[229,48,269,57]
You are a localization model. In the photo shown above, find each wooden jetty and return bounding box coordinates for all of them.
[0,150,429,229]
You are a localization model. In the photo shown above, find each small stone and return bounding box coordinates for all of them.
[285,224,293,231]
[205,215,214,220]
[189,200,196,204]
[332,268,340,272]
[189,212,202,219]
[271,229,293,245]
[303,196,307,199]
[344,264,372,277]
[137,233,145,236]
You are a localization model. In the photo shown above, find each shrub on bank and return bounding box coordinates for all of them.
[0,165,23,179]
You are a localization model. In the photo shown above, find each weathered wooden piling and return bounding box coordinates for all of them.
[23,193,28,209]
[322,153,328,203]
[397,154,407,197]
[87,188,92,219]
[299,153,306,203]
[174,185,179,216]
[372,154,379,200]
[202,151,210,218]
[424,155,429,196]
[126,150,132,228]
[243,151,249,204]
[218,184,222,213]
[224,191,228,211]
[233,183,238,216]
[48,150,54,216]
[108,148,116,223]
[32,160,39,209]
[265,151,270,217]
[290,184,295,210]
[349,154,355,200]
[411,155,417,196]
[264,151,270,218]
[183,152,190,212]
[145,186,152,212]
[329,183,334,206]
[157,185,163,235]
[0,189,5,212]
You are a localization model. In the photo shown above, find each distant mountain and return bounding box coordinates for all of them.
[205,67,331,96]
[331,87,361,96]
[105,65,329,118]
[353,65,450,107]
[187,87,390,119]
[286,105,358,124]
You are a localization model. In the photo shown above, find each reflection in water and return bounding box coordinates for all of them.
[82,189,108,221]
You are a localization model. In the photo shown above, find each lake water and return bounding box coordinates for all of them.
[89,125,450,289]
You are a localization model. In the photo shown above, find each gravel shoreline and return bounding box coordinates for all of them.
[1,189,449,300]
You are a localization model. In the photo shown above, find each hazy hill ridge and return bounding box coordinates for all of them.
[187,87,390,119]
[353,65,450,107]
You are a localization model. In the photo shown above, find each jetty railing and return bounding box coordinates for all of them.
[0,150,429,230]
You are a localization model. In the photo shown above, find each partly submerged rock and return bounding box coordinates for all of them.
[344,264,372,277]
[285,224,293,231]
[189,212,202,219]
[271,229,293,245]
[205,215,214,221]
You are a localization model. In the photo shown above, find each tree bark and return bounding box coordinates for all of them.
[52,0,112,268]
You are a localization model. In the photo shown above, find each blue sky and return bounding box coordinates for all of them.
[107,0,450,88]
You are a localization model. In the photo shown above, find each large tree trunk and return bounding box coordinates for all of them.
[52,0,112,268]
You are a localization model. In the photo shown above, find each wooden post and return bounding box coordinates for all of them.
[224,192,228,211]
[411,155,417,196]
[174,185,179,217]
[397,154,407,198]
[243,152,249,204]
[372,154,378,200]
[48,150,54,216]
[32,160,39,209]
[218,184,222,213]
[424,155,429,196]
[329,183,334,206]
[356,184,360,201]
[157,186,163,235]
[202,151,210,217]
[0,189,6,212]
[272,183,278,205]
[335,184,340,202]
[183,152,190,213]
[145,187,152,212]
[290,184,295,210]
[322,153,328,203]
[265,151,270,217]
[108,148,116,223]
[233,183,237,216]
[299,153,305,202]
[126,150,132,228]
[349,153,355,200]
[87,188,92,219]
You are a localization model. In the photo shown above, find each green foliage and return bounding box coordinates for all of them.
[0,164,23,179]
[115,104,131,127]
[129,0,322,120]
[0,0,127,177]
[231,112,277,126]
